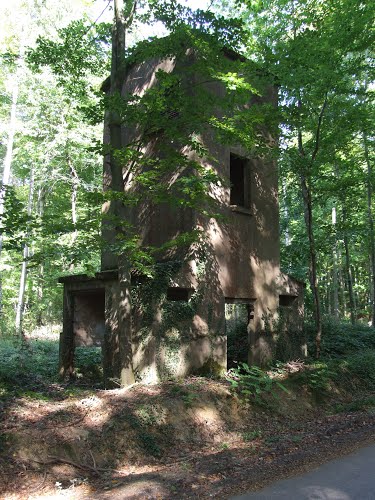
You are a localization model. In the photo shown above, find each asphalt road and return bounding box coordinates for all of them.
[232,443,375,500]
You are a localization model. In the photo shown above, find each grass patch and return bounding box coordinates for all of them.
[242,430,262,442]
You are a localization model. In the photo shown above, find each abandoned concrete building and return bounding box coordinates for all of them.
[59,40,304,385]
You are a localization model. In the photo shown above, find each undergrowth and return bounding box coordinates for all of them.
[228,321,375,405]
[305,319,375,357]
[1,318,375,412]
[0,336,102,398]
[227,362,289,406]
[283,320,375,400]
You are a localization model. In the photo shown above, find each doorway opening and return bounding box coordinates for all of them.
[225,299,254,368]
[72,289,105,347]
[71,288,105,382]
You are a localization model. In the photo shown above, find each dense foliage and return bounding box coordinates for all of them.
[0,1,105,335]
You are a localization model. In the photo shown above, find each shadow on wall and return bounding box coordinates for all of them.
[131,236,227,382]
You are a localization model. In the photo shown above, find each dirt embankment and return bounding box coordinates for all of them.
[1,377,375,499]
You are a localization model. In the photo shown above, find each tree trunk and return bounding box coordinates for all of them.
[281,178,290,247]
[300,172,322,355]
[36,187,46,326]
[338,245,346,318]
[106,0,136,387]
[332,206,339,319]
[0,68,20,317]
[67,154,79,271]
[15,170,34,336]
[0,36,26,318]
[352,264,358,316]
[343,207,356,324]
[0,76,18,231]
[363,130,375,327]
[297,96,326,358]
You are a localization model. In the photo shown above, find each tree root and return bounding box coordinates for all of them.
[31,455,124,476]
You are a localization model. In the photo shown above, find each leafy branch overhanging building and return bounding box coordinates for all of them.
[59,37,305,385]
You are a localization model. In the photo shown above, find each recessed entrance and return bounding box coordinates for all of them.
[225,299,254,368]
[73,289,105,347]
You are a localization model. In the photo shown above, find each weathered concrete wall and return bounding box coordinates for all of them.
[101,56,192,270]
[61,46,305,384]
[59,270,227,384]
[130,259,227,383]
[99,48,303,374]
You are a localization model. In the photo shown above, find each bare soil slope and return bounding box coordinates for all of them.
[1,376,375,499]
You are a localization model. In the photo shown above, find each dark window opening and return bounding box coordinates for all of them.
[230,154,249,208]
[279,295,297,307]
[225,299,254,368]
[167,287,193,301]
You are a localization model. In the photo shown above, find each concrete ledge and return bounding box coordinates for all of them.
[58,270,119,284]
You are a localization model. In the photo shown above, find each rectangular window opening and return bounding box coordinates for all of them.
[167,287,193,301]
[230,154,250,208]
[279,295,297,307]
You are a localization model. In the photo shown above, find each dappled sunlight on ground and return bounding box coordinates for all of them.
[28,324,61,341]
[1,375,375,499]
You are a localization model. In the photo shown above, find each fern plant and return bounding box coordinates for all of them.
[227,363,289,405]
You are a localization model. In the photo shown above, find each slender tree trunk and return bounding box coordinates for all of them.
[36,187,45,326]
[67,154,79,271]
[338,246,346,317]
[342,207,356,324]
[0,70,20,318]
[332,206,339,319]
[300,171,322,354]
[363,131,375,326]
[297,96,327,357]
[0,77,18,231]
[281,178,290,247]
[0,38,25,318]
[352,264,358,316]
[15,170,34,336]
[299,164,322,355]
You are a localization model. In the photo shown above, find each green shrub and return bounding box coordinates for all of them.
[227,362,289,405]
[292,348,375,397]
[296,361,337,396]
[345,350,375,389]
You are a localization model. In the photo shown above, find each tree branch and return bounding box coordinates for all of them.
[311,93,328,164]
[125,0,137,29]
